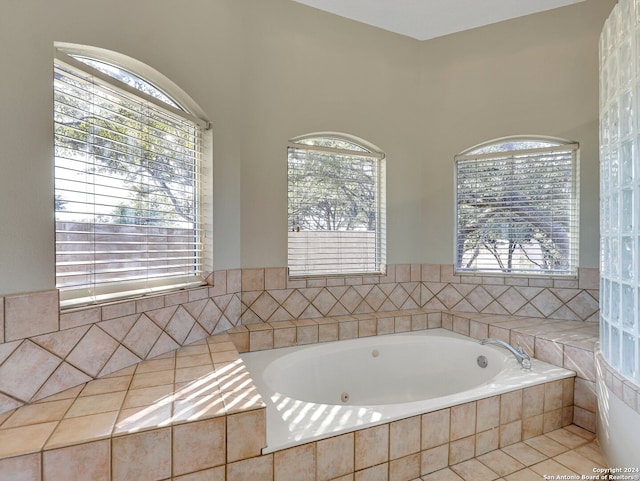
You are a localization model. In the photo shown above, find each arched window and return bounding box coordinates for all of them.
[54,44,210,307]
[287,133,386,277]
[455,136,579,276]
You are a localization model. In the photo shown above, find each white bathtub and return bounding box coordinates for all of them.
[241,328,575,453]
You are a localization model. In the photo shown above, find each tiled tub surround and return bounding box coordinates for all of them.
[241,328,576,453]
[0,265,599,415]
[0,310,604,481]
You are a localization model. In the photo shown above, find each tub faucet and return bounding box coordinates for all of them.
[480,338,532,370]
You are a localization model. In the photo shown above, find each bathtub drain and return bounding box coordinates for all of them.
[341,391,350,403]
[477,355,488,368]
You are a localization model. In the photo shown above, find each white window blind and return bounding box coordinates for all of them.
[287,135,386,277]
[455,139,579,276]
[54,53,205,307]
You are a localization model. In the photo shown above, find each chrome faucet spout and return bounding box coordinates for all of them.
[480,338,532,369]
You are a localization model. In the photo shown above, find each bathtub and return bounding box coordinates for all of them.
[241,328,575,453]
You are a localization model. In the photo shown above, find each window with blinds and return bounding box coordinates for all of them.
[455,137,579,276]
[54,50,205,307]
[287,134,386,277]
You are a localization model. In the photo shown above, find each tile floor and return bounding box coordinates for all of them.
[417,425,609,481]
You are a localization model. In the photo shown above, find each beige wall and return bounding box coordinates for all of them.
[0,0,614,296]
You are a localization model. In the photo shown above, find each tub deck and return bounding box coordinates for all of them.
[0,309,601,480]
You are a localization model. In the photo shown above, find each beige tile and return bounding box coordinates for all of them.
[114,402,173,434]
[476,396,500,432]
[562,377,575,407]
[388,452,420,481]
[422,408,450,450]
[542,409,563,433]
[359,318,377,337]
[317,433,354,481]
[521,414,543,440]
[65,391,126,418]
[227,454,273,481]
[129,369,174,389]
[80,375,132,396]
[274,327,297,348]
[377,317,395,335]
[0,422,57,458]
[553,451,604,475]
[500,391,522,425]
[574,441,608,467]
[449,435,475,465]
[476,449,525,477]
[318,322,339,342]
[32,325,89,359]
[500,420,522,448]
[420,468,464,481]
[563,424,595,441]
[265,268,287,290]
[355,424,389,470]
[501,442,547,466]
[66,325,120,378]
[45,411,118,449]
[420,444,448,475]
[545,428,591,449]
[3,398,73,428]
[122,315,163,359]
[504,467,545,481]
[534,338,564,366]
[172,392,226,422]
[5,289,59,341]
[450,402,476,440]
[563,346,595,382]
[173,418,226,476]
[122,384,175,409]
[43,440,109,481]
[544,380,563,412]
[0,340,62,402]
[355,463,388,481]
[227,409,266,462]
[475,428,499,456]
[175,365,213,384]
[339,321,359,340]
[274,443,315,481]
[112,428,172,481]
[451,458,499,481]
[523,434,569,457]
[176,353,213,369]
[175,466,226,481]
[0,453,41,481]
[390,416,420,459]
[529,459,579,477]
[297,325,319,344]
[242,268,265,292]
[574,378,597,412]
[522,385,544,418]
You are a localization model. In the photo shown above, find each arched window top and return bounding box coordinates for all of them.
[290,132,385,159]
[54,42,208,124]
[72,56,180,109]
[460,135,576,156]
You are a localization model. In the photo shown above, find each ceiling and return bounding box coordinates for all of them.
[291,0,586,41]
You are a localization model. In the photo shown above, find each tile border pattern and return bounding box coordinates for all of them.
[0,265,599,415]
[0,309,586,481]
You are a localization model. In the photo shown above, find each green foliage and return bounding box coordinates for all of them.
[288,142,378,232]
[456,146,575,274]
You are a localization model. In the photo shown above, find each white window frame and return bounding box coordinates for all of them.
[287,133,386,277]
[454,136,579,276]
[54,43,212,308]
